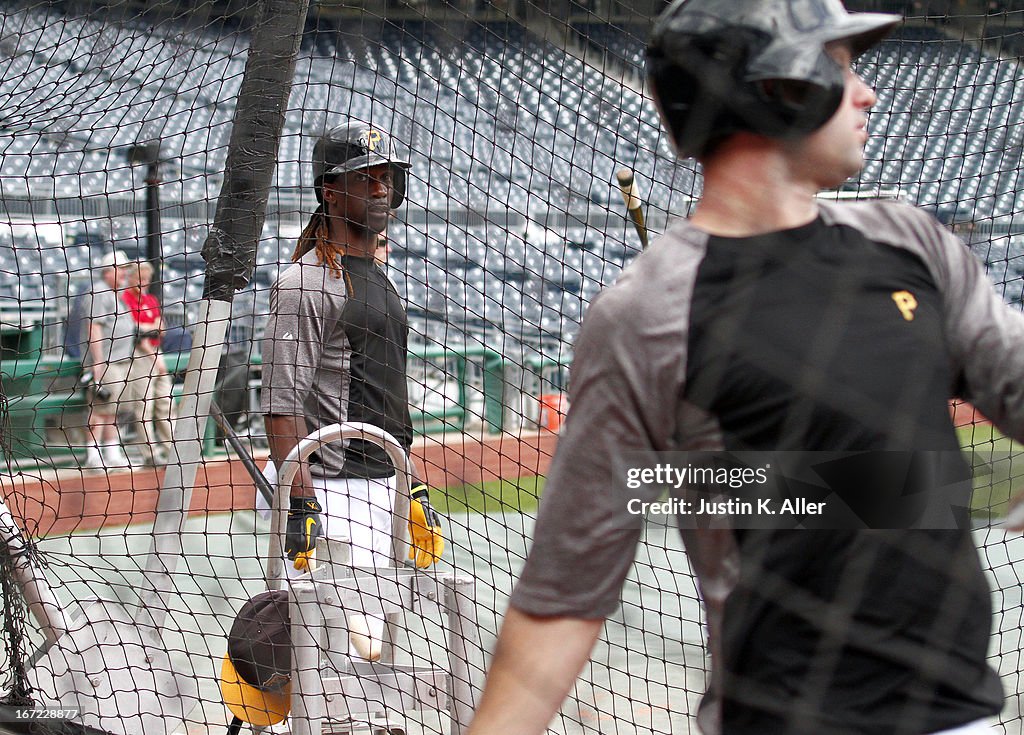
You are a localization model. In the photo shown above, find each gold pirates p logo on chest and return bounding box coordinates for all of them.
[891,290,918,321]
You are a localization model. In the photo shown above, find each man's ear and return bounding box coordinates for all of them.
[323,178,346,204]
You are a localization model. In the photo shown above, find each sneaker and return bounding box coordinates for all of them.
[83,449,104,469]
[101,447,131,468]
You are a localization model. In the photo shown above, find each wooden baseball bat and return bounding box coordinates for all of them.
[209,400,274,507]
[209,402,318,571]
[616,168,649,250]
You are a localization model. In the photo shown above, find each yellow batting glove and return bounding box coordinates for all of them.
[292,549,315,573]
[408,481,444,568]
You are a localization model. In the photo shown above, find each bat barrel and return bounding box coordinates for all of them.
[616,169,649,249]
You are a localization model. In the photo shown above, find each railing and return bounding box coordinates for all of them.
[0,343,570,469]
[407,345,504,435]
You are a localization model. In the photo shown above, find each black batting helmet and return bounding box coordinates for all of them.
[312,122,412,208]
[220,590,291,727]
[646,0,900,159]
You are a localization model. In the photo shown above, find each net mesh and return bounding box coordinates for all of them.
[0,1,1020,734]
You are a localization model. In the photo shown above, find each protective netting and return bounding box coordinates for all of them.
[0,1,1021,734]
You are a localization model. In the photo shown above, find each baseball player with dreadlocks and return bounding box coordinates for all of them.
[261,121,444,660]
[467,1,1024,734]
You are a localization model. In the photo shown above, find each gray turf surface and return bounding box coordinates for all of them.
[15,513,1024,734]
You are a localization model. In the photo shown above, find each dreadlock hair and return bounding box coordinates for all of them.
[292,204,346,279]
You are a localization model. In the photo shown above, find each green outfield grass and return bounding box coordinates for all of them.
[958,424,1024,520]
[432,429,1024,521]
[435,476,545,514]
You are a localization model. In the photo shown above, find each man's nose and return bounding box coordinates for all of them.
[369,176,391,196]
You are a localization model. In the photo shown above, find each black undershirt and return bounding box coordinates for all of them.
[684,218,1002,734]
[335,254,413,478]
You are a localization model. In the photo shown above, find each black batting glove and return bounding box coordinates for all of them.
[285,496,323,571]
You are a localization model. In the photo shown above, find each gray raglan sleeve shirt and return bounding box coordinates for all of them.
[821,200,1024,441]
[261,259,347,421]
[917,214,1024,437]
[508,226,710,618]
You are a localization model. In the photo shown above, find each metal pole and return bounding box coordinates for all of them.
[269,423,413,590]
[290,580,324,735]
[125,141,163,298]
[145,159,162,297]
[445,575,479,735]
[0,497,69,646]
[138,0,309,628]
[140,298,231,627]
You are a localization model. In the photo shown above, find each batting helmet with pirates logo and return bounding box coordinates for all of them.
[646,0,899,159]
[312,122,412,208]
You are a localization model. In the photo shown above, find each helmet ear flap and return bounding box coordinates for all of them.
[390,166,406,208]
[752,76,844,137]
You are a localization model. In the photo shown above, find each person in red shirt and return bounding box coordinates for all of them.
[122,260,174,466]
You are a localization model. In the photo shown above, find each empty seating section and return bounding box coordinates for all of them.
[970,234,1024,305]
[0,10,1022,354]
[859,28,1024,226]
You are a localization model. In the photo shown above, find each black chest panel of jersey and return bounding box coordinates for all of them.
[338,255,413,478]
[682,219,1001,734]
[686,218,959,453]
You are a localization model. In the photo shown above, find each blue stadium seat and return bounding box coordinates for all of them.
[5,8,1024,348]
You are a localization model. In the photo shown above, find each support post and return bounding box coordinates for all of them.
[445,575,479,735]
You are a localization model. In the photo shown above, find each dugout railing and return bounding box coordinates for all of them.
[0,344,570,469]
